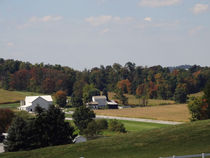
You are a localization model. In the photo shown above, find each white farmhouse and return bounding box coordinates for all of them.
[19,95,53,112]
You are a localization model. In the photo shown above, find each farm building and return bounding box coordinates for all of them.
[19,95,53,112]
[87,96,118,109]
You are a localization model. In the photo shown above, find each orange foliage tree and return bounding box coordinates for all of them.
[117,79,131,94]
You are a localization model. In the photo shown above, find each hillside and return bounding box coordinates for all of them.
[1,120,210,158]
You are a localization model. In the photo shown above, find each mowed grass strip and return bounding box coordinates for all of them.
[95,104,190,122]
[1,120,210,158]
[0,89,43,104]
[0,103,19,109]
[108,92,175,106]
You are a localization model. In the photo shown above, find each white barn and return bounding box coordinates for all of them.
[19,95,53,112]
[87,96,118,109]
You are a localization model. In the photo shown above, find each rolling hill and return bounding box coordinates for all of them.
[1,120,210,158]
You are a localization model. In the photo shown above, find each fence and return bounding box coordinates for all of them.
[160,153,210,158]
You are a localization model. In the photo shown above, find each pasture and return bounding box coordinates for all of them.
[95,104,190,122]
[108,92,175,106]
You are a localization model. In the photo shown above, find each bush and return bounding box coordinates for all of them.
[84,121,99,137]
[109,120,126,133]
[96,119,108,130]
[188,96,207,121]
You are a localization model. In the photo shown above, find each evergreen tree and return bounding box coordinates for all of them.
[72,106,95,133]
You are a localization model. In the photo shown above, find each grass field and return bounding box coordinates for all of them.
[108,92,175,106]
[1,120,210,158]
[0,89,43,104]
[95,104,190,122]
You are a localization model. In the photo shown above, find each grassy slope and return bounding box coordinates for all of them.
[1,120,210,158]
[0,89,43,104]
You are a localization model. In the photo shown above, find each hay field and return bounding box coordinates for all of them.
[95,104,190,122]
[108,92,175,106]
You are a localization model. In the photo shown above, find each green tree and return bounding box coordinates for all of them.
[83,84,100,104]
[55,90,67,107]
[71,94,83,107]
[72,106,95,133]
[4,117,29,151]
[4,105,75,152]
[204,80,210,117]
[174,87,187,103]
[114,89,128,105]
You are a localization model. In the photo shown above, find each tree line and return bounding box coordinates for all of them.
[1,58,210,103]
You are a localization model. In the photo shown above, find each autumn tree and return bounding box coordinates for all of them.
[117,79,131,94]
[55,90,67,107]
[0,109,15,134]
[136,83,149,106]
[114,89,128,105]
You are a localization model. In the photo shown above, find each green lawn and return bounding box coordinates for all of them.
[0,103,19,109]
[1,120,210,158]
[119,120,169,132]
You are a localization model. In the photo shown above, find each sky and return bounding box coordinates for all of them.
[0,0,209,70]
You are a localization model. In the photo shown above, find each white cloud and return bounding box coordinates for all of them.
[139,0,182,7]
[144,17,152,22]
[101,28,110,34]
[192,4,208,14]
[85,15,134,26]
[85,16,112,26]
[29,16,63,23]
[17,15,63,29]
[7,42,14,47]
[188,26,203,35]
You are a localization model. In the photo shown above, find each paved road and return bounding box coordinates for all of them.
[65,111,182,125]
[0,143,4,153]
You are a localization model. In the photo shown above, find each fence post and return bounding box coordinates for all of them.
[202,153,205,158]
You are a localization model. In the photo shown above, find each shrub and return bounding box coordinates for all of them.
[84,120,99,137]
[188,96,207,121]
[96,119,108,130]
[109,120,126,133]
